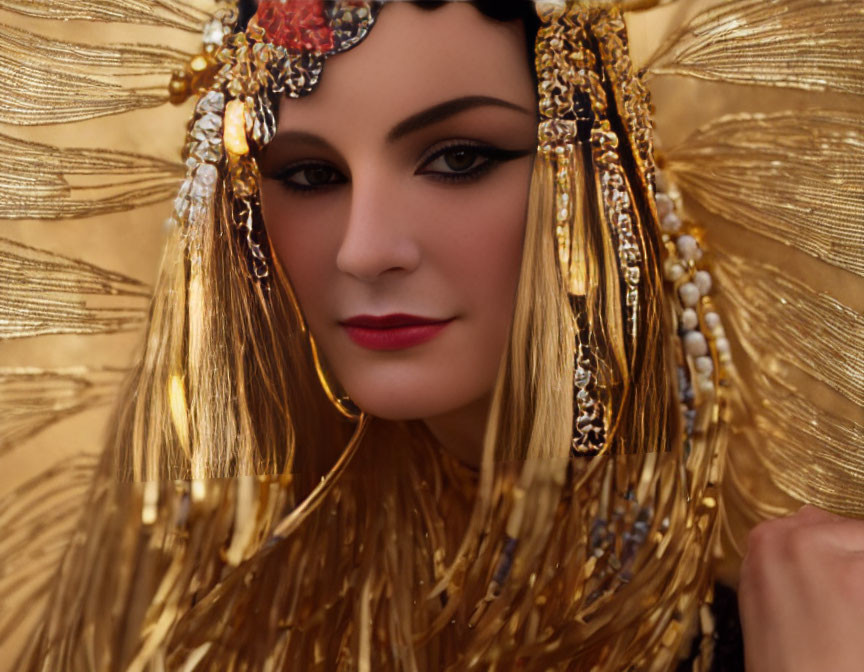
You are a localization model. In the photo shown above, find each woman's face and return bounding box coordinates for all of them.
[260,4,536,422]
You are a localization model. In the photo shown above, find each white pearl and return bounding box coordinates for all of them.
[715,337,731,355]
[704,311,721,331]
[698,378,715,396]
[695,356,714,374]
[655,192,674,218]
[681,308,699,330]
[662,212,682,233]
[683,330,709,357]
[679,282,700,307]
[664,260,684,282]
[677,235,700,262]
[694,270,712,296]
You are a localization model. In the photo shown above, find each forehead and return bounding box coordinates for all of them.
[277,3,535,129]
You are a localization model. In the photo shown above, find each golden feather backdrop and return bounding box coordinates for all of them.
[0,0,862,670]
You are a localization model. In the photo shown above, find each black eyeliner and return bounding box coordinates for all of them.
[417,142,534,184]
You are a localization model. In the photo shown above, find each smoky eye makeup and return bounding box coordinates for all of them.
[265,137,534,194]
[270,161,347,193]
[415,140,534,184]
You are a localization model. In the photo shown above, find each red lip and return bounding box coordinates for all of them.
[340,313,453,351]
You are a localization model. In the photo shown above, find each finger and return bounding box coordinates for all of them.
[790,504,857,530]
[793,504,839,522]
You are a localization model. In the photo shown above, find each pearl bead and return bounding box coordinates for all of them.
[704,311,721,331]
[676,235,698,260]
[715,337,731,355]
[698,378,715,396]
[683,330,709,357]
[662,212,682,233]
[695,356,714,374]
[693,270,712,296]
[664,260,684,282]
[655,193,674,218]
[681,308,699,330]
[679,282,700,307]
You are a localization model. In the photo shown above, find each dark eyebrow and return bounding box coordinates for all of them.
[386,95,532,143]
[266,96,532,156]
[266,130,338,154]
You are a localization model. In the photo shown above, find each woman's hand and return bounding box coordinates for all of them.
[738,505,864,672]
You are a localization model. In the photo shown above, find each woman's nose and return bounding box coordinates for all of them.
[335,173,422,282]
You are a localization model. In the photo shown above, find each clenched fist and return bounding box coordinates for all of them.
[739,505,864,672]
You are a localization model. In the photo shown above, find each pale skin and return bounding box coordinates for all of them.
[259,4,536,468]
[257,3,864,669]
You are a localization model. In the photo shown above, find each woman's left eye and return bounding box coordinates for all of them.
[417,143,532,183]
[422,147,486,175]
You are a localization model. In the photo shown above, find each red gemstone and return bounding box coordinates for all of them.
[256,0,335,53]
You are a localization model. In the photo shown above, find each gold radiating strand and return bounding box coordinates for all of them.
[714,253,864,406]
[0,132,183,219]
[0,0,211,32]
[0,367,126,456]
[0,51,169,126]
[745,373,864,515]
[0,21,190,73]
[0,237,149,339]
[0,454,98,648]
[666,111,864,277]
[645,0,864,96]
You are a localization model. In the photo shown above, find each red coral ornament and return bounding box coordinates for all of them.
[256,0,335,53]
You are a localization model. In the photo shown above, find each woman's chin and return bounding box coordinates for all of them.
[344,385,480,423]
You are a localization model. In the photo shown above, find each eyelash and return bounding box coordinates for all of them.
[273,141,527,194]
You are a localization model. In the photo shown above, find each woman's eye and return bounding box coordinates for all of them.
[417,143,532,183]
[425,147,485,174]
[276,163,345,192]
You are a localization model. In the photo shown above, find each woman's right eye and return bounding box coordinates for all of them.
[275,163,346,193]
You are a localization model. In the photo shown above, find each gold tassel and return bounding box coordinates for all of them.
[646,0,864,97]
[666,111,864,277]
[0,0,212,32]
[0,133,184,218]
[714,253,864,406]
[0,367,126,456]
[0,21,190,73]
[0,236,149,339]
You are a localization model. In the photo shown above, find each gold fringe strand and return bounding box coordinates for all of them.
[645,0,864,96]
[0,22,191,73]
[0,367,127,456]
[0,133,184,218]
[714,253,864,406]
[666,111,864,277]
[0,237,149,339]
[0,52,170,125]
[0,0,212,32]
[0,454,99,650]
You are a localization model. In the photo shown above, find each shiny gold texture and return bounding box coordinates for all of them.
[0,367,126,456]
[666,111,864,277]
[646,0,864,96]
[0,0,212,32]
[714,254,864,406]
[0,55,170,125]
[0,133,184,219]
[0,237,149,339]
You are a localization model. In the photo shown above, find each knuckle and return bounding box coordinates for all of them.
[745,519,783,560]
[741,520,783,586]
